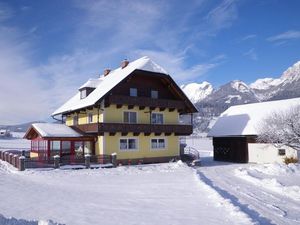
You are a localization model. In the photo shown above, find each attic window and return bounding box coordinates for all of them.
[80,88,95,99]
[80,89,87,99]
[278,149,286,156]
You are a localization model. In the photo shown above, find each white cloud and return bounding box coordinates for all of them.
[205,0,238,33]
[243,48,257,61]
[133,49,220,83]
[267,30,300,42]
[241,34,257,41]
[0,1,240,124]
[0,2,13,22]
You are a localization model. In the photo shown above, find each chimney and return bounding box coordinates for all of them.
[121,59,129,69]
[104,68,111,76]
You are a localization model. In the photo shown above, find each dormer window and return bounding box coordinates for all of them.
[130,88,137,97]
[80,89,87,99]
[80,88,95,99]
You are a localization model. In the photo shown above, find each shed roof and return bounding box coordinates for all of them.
[208,97,300,137]
[52,56,169,116]
[24,123,83,139]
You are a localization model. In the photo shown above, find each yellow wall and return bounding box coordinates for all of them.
[104,104,179,124]
[65,108,103,126]
[103,133,179,160]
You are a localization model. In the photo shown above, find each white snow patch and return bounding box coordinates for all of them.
[225,94,242,103]
[235,165,300,201]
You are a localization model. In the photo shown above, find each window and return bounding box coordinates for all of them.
[120,138,138,150]
[130,88,137,97]
[61,141,71,157]
[73,115,78,125]
[278,149,286,156]
[151,113,164,124]
[88,113,93,123]
[151,139,166,149]
[123,111,137,123]
[80,89,87,99]
[50,141,60,157]
[151,90,158,99]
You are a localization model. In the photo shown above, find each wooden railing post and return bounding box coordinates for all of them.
[54,155,60,169]
[85,154,91,169]
[19,156,25,171]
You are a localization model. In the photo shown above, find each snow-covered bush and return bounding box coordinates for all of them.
[257,105,300,152]
[284,156,299,165]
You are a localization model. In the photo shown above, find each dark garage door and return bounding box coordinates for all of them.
[213,137,248,163]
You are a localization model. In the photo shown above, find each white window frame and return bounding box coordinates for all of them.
[150,138,167,150]
[87,113,93,123]
[130,88,137,97]
[151,90,158,99]
[119,138,138,151]
[151,112,164,124]
[123,111,138,123]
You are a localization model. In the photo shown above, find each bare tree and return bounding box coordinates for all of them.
[257,105,300,151]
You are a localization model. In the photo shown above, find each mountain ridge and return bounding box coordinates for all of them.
[181,60,300,133]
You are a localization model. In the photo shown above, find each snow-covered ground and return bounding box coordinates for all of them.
[0,137,300,225]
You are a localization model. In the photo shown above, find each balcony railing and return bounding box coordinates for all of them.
[72,123,193,136]
[106,95,186,111]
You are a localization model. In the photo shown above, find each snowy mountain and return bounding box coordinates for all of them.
[180,82,213,103]
[181,60,300,134]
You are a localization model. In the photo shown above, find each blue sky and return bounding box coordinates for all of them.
[0,0,300,124]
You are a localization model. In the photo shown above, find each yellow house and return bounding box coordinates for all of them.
[24,56,197,165]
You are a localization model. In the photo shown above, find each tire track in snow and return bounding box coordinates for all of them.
[198,166,300,225]
[196,170,277,225]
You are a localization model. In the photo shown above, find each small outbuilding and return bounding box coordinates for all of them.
[208,97,300,163]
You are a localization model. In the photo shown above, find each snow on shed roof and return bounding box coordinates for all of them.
[31,123,83,138]
[52,56,168,116]
[208,97,300,137]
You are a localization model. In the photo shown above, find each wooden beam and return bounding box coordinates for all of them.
[139,106,145,110]
[116,104,122,109]
[159,107,165,111]
[165,132,172,136]
[109,132,116,136]
[144,132,151,136]
[155,133,162,136]
[169,108,175,112]
[133,132,139,136]
[128,105,134,110]
[150,106,156,110]
[121,132,128,136]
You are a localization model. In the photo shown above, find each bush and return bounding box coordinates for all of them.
[283,156,298,164]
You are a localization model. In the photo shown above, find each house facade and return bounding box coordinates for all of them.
[208,98,300,163]
[24,56,197,164]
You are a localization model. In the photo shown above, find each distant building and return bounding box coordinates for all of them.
[24,56,197,164]
[0,129,11,138]
[208,98,300,163]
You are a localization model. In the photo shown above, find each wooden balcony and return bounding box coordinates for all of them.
[106,95,186,111]
[72,123,193,136]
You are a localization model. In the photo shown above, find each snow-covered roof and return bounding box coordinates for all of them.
[52,56,168,116]
[31,123,83,138]
[208,97,300,137]
[79,78,104,90]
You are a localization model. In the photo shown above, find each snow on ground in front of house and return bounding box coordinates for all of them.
[0,132,30,150]
[1,137,300,225]
[0,160,253,225]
